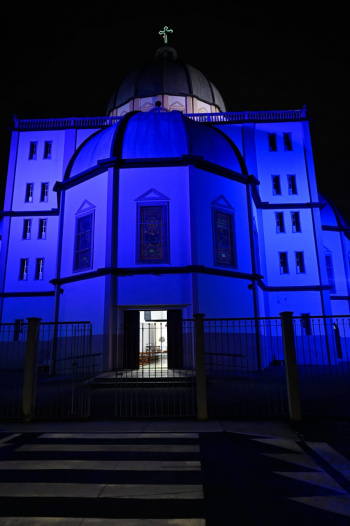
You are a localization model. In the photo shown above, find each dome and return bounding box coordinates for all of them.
[319,192,350,229]
[106,46,226,116]
[66,111,246,179]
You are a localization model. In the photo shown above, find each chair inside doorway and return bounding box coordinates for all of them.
[139,311,167,368]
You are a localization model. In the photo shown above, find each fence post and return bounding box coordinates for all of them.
[194,313,207,420]
[280,311,301,421]
[22,317,41,423]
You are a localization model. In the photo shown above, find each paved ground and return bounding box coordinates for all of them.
[0,419,350,525]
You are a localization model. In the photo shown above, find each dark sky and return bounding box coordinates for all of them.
[2,2,349,221]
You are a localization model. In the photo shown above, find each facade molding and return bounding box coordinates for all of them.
[0,210,59,217]
[50,265,264,286]
[0,291,55,298]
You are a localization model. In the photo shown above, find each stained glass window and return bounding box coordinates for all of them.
[213,209,236,268]
[74,213,93,271]
[138,205,169,263]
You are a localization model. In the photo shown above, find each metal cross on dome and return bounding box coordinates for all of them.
[159,25,173,44]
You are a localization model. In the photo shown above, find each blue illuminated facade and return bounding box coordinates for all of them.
[1,45,350,371]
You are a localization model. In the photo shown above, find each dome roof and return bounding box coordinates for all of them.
[106,46,226,115]
[66,111,246,179]
[319,192,350,229]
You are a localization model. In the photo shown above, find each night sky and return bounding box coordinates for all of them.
[2,2,349,221]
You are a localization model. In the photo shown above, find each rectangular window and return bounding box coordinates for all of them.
[39,218,47,239]
[35,258,44,280]
[279,252,289,274]
[283,132,293,151]
[25,183,34,203]
[44,141,52,159]
[291,211,301,232]
[288,175,297,194]
[268,133,277,151]
[272,176,281,195]
[275,212,285,233]
[13,319,24,341]
[212,209,236,268]
[19,258,28,281]
[74,213,94,271]
[301,313,312,335]
[325,253,336,293]
[40,183,49,202]
[138,205,169,263]
[29,142,37,160]
[296,251,305,273]
[23,219,31,240]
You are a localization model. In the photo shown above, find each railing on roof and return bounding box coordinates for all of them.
[12,109,308,131]
[13,116,124,130]
[187,109,307,123]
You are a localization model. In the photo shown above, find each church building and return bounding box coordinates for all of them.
[1,32,350,371]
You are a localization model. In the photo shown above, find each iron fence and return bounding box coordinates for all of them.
[202,318,288,417]
[0,321,95,419]
[200,315,350,418]
[0,322,28,418]
[2,314,350,421]
[293,316,350,417]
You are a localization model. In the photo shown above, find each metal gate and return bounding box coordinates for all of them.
[114,318,197,418]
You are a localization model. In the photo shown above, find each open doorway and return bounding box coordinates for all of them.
[123,309,183,371]
[139,311,168,369]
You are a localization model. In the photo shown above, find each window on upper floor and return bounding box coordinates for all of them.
[291,211,301,232]
[38,219,47,240]
[44,141,52,159]
[279,252,289,274]
[25,183,34,203]
[40,183,49,202]
[29,142,37,160]
[288,175,297,195]
[23,219,31,240]
[137,204,169,263]
[73,212,94,271]
[295,251,305,273]
[35,258,44,280]
[272,175,281,195]
[275,212,285,233]
[324,248,336,293]
[19,258,28,281]
[283,132,293,151]
[268,133,277,151]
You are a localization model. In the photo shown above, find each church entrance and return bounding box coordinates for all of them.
[139,310,168,370]
[117,308,195,417]
[122,309,184,372]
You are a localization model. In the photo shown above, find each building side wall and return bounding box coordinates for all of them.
[254,121,311,204]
